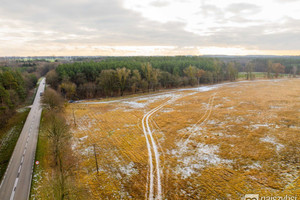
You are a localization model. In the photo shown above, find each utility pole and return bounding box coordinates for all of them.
[93,144,99,174]
[72,107,76,127]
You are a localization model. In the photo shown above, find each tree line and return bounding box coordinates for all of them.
[250,57,300,74]
[244,60,290,80]
[0,61,58,127]
[34,88,85,199]
[0,68,37,126]
[220,56,300,75]
[47,56,239,99]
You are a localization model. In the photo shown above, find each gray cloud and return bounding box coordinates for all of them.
[205,17,300,50]
[0,0,202,47]
[198,4,224,19]
[150,1,170,7]
[0,0,299,55]
[274,0,300,3]
[226,3,261,15]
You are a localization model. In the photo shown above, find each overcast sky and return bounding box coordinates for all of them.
[1,0,300,56]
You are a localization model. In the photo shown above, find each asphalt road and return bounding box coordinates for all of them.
[0,78,45,200]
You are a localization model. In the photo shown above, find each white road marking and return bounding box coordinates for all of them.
[18,165,21,174]
[9,177,19,200]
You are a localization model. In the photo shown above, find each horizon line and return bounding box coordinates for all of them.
[1,54,300,58]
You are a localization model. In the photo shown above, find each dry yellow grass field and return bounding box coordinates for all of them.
[64,79,299,199]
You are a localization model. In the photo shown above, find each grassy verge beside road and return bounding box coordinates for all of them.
[28,77,43,105]
[30,87,86,200]
[0,78,42,181]
[0,109,30,180]
[29,111,50,200]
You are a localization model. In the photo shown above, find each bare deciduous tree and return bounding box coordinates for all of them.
[42,88,64,110]
[45,112,74,200]
[116,67,131,96]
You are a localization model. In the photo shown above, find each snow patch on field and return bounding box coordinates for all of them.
[206,120,217,125]
[82,146,93,156]
[235,116,245,123]
[120,162,138,176]
[260,136,284,151]
[160,108,174,113]
[122,101,146,108]
[179,84,228,92]
[177,125,205,136]
[79,135,88,141]
[214,104,223,108]
[201,102,210,109]
[269,105,282,109]
[289,125,300,129]
[171,140,231,178]
[251,123,273,130]
[245,162,262,170]
[124,124,135,127]
[122,93,183,109]
[222,97,231,102]
[227,106,235,110]
[75,115,97,131]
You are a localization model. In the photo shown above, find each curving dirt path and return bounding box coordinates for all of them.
[142,98,172,200]
[142,93,216,200]
[181,93,216,146]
